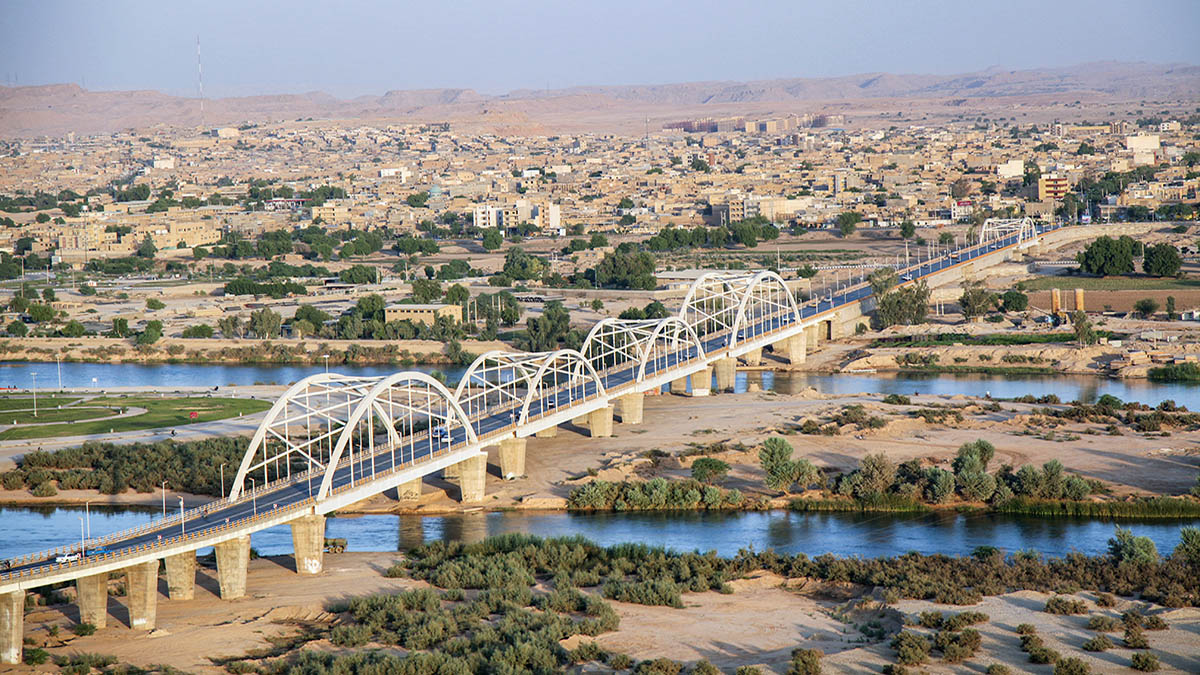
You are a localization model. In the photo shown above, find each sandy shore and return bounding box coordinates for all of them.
[18,552,1198,674]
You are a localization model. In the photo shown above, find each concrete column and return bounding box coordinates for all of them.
[123,560,159,631]
[456,453,487,502]
[215,535,251,600]
[534,425,558,438]
[670,376,688,395]
[0,590,23,665]
[498,437,527,479]
[616,392,644,424]
[572,414,589,429]
[76,572,108,628]
[777,333,806,365]
[714,357,737,392]
[290,514,326,575]
[806,323,820,349]
[397,477,422,500]
[442,462,460,480]
[587,405,614,438]
[164,550,196,601]
[742,347,762,366]
[691,367,712,396]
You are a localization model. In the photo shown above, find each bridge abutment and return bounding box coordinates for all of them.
[290,514,326,575]
[616,392,643,424]
[714,357,736,391]
[215,536,251,600]
[535,425,558,438]
[1,590,22,665]
[587,405,614,437]
[397,477,423,499]
[691,367,712,396]
[76,572,109,628]
[498,438,527,479]
[164,550,196,600]
[124,560,159,630]
[670,376,688,395]
[741,347,762,366]
[456,452,488,502]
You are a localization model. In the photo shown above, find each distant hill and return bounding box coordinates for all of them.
[1,61,1197,137]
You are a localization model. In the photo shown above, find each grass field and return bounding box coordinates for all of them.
[2,406,119,425]
[0,396,272,440]
[1022,275,1200,291]
[0,396,80,411]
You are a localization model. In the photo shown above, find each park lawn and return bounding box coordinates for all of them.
[1022,275,1200,291]
[2,406,119,425]
[0,396,80,411]
[0,396,272,441]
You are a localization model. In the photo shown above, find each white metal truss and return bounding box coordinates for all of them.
[580,317,706,386]
[979,217,1036,247]
[453,349,607,433]
[680,271,800,348]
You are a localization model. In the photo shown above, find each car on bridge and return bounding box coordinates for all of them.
[55,552,81,564]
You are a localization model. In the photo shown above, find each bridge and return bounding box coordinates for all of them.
[0,219,1061,663]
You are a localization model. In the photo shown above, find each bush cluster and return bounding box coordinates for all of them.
[567,478,745,511]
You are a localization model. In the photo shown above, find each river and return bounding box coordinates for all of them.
[3,361,1199,407]
[2,506,1193,562]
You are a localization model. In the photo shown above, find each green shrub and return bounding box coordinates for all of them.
[72,622,96,636]
[1130,652,1161,671]
[1028,646,1061,664]
[890,631,931,665]
[1015,623,1037,635]
[986,666,1012,675]
[632,657,683,674]
[690,659,721,675]
[882,394,911,405]
[1142,614,1168,630]
[944,610,988,631]
[917,611,944,628]
[1124,625,1149,649]
[1054,657,1091,675]
[23,648,49,665]
[31,482,58,497]
[1082,634,1113,651]
[690,458,730,485]
[1086,615,1120,631]
[1094,592,1116,607]
[1044,595,1087,615]
[787,647,822,674]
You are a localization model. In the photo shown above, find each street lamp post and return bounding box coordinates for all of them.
[79,517,86,556]
[161,481,168,519]
[178,497,185,536]
[55,354,62,391]
[249,478,257,516]
[220,463,226,500]
[321,354,330,376]
[30,372,37,418]
[84,500,91,541]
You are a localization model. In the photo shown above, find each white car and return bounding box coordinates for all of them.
[55,552,81,564]
[437,427,453,444]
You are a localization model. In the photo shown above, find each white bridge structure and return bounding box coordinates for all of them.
[0,220,1062,663]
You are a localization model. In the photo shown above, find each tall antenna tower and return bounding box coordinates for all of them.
[196,35,205,129]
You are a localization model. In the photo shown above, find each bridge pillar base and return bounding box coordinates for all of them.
[498,438,527,480]
[442,463,460,480]
[572,414,589,430]
[741,348,762,366]
[124,559,159,631]
[669,376,688,395]
[164,550,196,600]
[456,453,488,502]
[777,333,806,365]
[534,425,558,438]
[616,393,643,424]
[587,406,614,438]
[714,358,736,392]
[76,572,108,628]
[691,367,712,396]
[215,535,251,600]
[806,324,819,349]
[290,514,326,575]
[397,477,422,499]
[1,590,23,665]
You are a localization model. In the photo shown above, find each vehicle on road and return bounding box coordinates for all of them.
[55,552,81,563]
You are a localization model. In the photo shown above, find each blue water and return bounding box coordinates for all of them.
[2,506,1192,562]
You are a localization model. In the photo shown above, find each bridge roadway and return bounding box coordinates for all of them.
[0,220,1060,662]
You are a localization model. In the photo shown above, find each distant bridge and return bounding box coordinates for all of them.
[0,219,1062,663]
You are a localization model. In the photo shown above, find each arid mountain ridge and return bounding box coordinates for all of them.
[2,61,1197,138]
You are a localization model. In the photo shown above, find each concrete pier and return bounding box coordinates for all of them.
[616,392,644,424]
[290,514,326,575]
[123,560,159,630]
[534,425,558,438]
[164,551,196,600]
[714,358,736,392]
[498,437,527,479]
[1,590,23,665]
[397,477,423,499]
[670,376,688,395]
[742,347,763,366]
[587,405,614,438]
[456,452,487,502]
[776,333,806,365]
[806,323,819,349]
[76,572,108,628]
[692,367,712,396]
[215,535,251,600]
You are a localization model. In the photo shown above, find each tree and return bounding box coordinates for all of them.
[1076,236,1136,276]
[41,288,56,302]
[1133,298,1159,319]
[836,212,862,237]
[689,158,711,172]
[758,437,821,493]
[502,247,545,281]
[876,281,930,328]
[938,231,954,246]
[1075,141,1096,156]
[7,320,27,336]
[445,284,469,305]
[249,308,282,339]
[136,320,163,345]
[1072,310,1098,345]
[1107,527,1159,565]
[521,301,571,351]
[899,221,916,239]
[406,192,430,207]
[1142,243,1181,277]
[958,281,997,321]
[691,458,730,485]
[1166,295,1177,320]
[111,317,131,338]
[136,236,157,259]
[868,267,899,296]
[1001,289,1029,312]
[481,228,503,251]
[146,298,165,311]
[181,324,214,338]
[27,304,54,323]
[617,197,635,210]
[411,279,442,304]
[61,320,86,337]
[217,315,243,339]
[950,178,971,199]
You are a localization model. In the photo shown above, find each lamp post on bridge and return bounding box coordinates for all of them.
[161,481,168,519]
[249,477,257,516]
[178,497,185,537]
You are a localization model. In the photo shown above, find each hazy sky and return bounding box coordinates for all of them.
[1,0,1197,98]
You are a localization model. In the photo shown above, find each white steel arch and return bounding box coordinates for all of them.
[230,373,382,500]
[317,372,476,500]
[516,349,608,426]
[636,317,707,382]
[727,271,803,348]
[453,349,607,434]
[979,217,1036,247]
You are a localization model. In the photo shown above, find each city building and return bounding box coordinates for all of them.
[1037,175,1070,201]
[384,303,462,326]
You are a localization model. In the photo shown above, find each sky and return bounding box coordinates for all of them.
[1,0,1198,99]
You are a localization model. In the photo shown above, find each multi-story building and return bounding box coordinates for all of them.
[472,199,560,233]
[1037,175,1070,201]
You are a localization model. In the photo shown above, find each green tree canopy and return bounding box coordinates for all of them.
[1143,243,1181,277]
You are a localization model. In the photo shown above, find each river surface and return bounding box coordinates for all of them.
[2,506,1193,562]
[3,361,1199,408]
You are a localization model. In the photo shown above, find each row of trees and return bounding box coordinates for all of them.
[1077,236,1181,278]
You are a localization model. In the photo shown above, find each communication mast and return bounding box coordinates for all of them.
[196,35,206,130]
